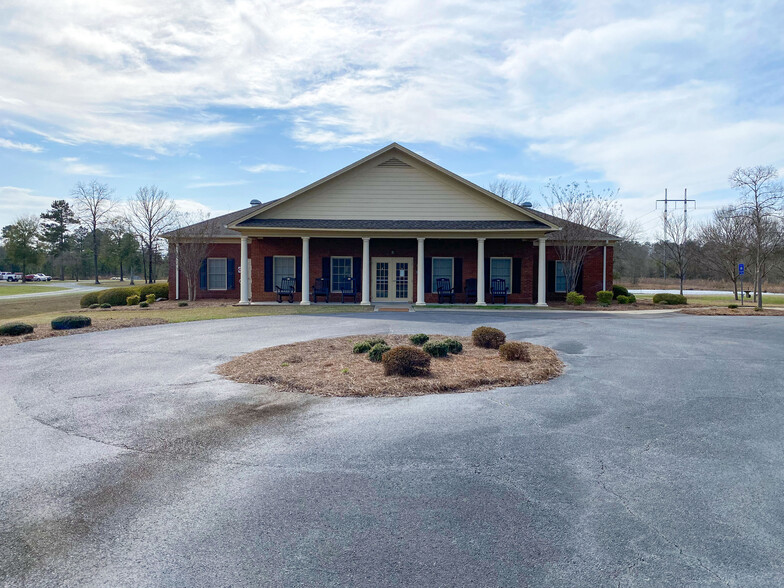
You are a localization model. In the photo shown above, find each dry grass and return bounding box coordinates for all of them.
[617,277,784,293]
[217,334,563,397]
[680,307,784,316]
[0,317,167,346]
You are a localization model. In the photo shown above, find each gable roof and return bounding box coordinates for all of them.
[525,208,619,241]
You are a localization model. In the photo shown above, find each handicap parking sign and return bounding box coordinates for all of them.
[739,263,745,275]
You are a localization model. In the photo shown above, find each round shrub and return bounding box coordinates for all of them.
[652,293,687,305]
[139,301,149,308]
[409,333,430,345]
[566,291,585,305]
[368,343,391,363]
[499,341,532,362]
[612,284,629,299]
[472,326,506,349]
[422,341,449,358]
[126,294,140,306]
[138,283,169,300]
[365,337,386,347]
[382,345,431,377]
[0,322,34,336]
[728,304,738,309]
[145,293,156,304]
[51,315,91,330]
[80,292,100,308]
[596,290,613,305]
[89,303,100,309]
[353,341,372,354]
[97,287,139,307]
[100,303,111,309]
[178,301,189,307]
[616,295,630,304]
[443,338,463,354]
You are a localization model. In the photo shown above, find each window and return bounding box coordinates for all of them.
[432,257,453,291]
[490,258,512,291]
[555,260,567,292]
[331,257,353,292]
[273,256,296,289]
[207,258,227,290]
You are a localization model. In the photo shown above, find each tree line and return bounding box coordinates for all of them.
[1,180,177,284]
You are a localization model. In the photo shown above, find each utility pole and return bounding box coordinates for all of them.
[656,189,669,280]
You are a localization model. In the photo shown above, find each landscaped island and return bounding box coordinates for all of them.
[217,329,563,397]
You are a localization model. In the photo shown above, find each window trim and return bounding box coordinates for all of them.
[489,257,512,290]
[207,257,228,291]
[272,255,296,289]
[330,256,354,292]
[431,257,454,292]
[554,260,567,293]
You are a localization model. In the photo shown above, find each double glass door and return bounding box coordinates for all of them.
[372,257,412,302]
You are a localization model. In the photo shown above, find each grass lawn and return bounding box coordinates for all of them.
[0,284,69,296]
[634,293,784,306]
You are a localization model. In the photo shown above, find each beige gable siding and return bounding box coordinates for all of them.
[263,163,524,221]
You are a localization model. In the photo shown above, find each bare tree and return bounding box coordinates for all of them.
[729,165,784,308]
[659,210,692,295]
[543,181,625,293]
[699,207,750,299]
[168,213,219,301]
[487,179,533,206]
[127,186,176,284]
[72,180,114,284]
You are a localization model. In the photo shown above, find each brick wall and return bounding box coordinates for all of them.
[168,242,241,300]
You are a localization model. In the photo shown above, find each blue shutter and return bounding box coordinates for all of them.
[227,258,235,290]
[199,259,207,290]
[264,257,273,292]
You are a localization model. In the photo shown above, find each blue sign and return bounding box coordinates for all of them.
[739,263,745,275]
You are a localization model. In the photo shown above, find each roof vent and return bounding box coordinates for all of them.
[250,199,262,206]
[521,201,533,208]
[377,157,411,168]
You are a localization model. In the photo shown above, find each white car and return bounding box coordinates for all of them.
[32,273,52,281]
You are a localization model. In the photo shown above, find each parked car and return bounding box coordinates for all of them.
[25,273,52,281]
[0,271,19,282]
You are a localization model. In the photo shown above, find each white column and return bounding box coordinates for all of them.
[175,243,180,300]
[415,237,425,305]
[239,236,249,304]
[536,237,547,306]
[300,236,310,305]
[602,242,607,291]
[361,237,371,305]
[476,238,486,306]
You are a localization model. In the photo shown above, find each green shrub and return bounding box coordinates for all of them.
[499,341,532,362]
[652,293,687,305]
[138,283,169,300]
[596,290,613,305]
[126,294,140,306]
[566,291,585,305]
[353,341,372,354]
[471,326,506,349]
[80,292,100,308]
[368,343,391,362]
[178,301,188,307]
[0,322,34,336]
[365,337,386,347]
[98,287,139,307]
[422,341,449,358]
[616,295,630,304]
[145,293,156,304]
[754,307,763,312]
[89,303,100,309]
[612,284,629,299]
[628,294,636,303]
[100,302,111,309]
[382,345,431,377]
[139,301,149,308]
[443,338,463,354]
[51,315,91,330]
[728,304,738,309]
[409,333,430,345]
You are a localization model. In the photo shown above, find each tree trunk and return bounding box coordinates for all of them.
[732,278,738,300]
[92,230,99,284]
[119,259,124,281]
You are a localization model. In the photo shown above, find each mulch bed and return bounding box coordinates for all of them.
[0,318,167,346]
[680,307,784,316]
[217,334,563,397]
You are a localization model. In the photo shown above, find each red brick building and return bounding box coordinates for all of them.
[166,144,615,305]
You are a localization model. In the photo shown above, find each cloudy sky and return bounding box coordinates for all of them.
[1,0,782,237]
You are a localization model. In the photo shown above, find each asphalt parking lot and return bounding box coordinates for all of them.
[1,310,782,587]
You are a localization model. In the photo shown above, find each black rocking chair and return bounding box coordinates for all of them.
[274,276,296,303]
[464,278,477,303]
[490,278,509,304]
[312,277,330,303]
[436,277,455,304]
[340,277,359,303]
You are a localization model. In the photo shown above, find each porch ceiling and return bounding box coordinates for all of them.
[235,218,550,230]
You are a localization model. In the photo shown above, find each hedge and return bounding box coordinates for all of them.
[126,295,140,306]
[596,290,613,305]
[612,284,629,299]
[98,287,139,307]
[51,315,91,330]
[382,346,431,377]
[0,322,34,336]
[566,291,585,305]
[80,292,100,307]
[652,293,687,305]
[138,283,169,300]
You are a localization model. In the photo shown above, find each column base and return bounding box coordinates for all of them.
[299,300,311,306]
[475,301,487,306]
[415,301,426,306]
[237,300,250,306]
[360,301,371,306]
[535,302,548,307]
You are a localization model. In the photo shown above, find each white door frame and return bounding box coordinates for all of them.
[371,257,413,302]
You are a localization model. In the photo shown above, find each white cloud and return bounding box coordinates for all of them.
[185,180,248,189]
[242,163,303,173]
[0,137,43,152]
[60,157,110,176]
[0,186,53,228]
